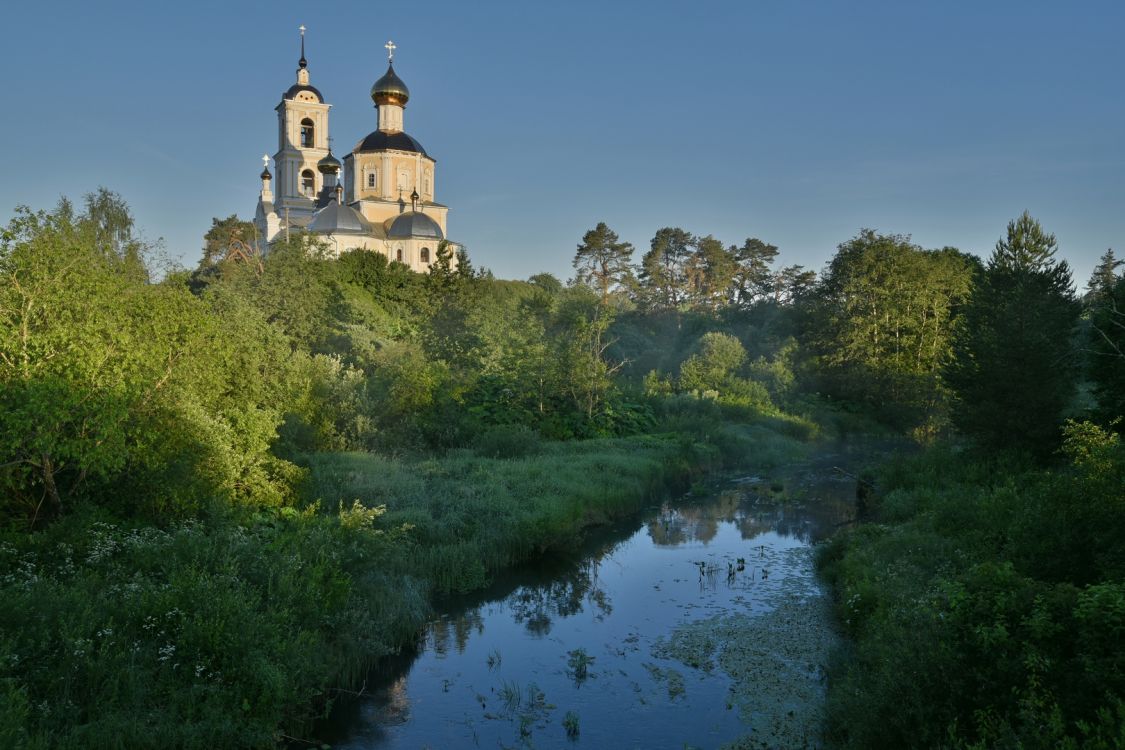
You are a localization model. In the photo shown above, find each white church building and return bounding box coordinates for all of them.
[255,30,455,272]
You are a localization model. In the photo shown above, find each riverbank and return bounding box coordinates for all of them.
[0,422,806,749]
[816,426,1125,748]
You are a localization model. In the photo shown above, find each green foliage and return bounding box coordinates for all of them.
[818,430,1125,748]
[0,506,424,749]
[946,212,1081,456]
[0,201,298,525]
[809,229,976,432]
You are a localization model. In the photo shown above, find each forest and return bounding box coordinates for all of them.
[1,190,1123,748]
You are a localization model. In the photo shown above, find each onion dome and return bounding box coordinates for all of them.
[387,211,443,240]
[371,63,410,106]
[317,150,342,174]
[261,166,272,180]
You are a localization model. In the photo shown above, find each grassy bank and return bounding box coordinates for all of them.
[1,425,778,749]
[816,423,1125,749]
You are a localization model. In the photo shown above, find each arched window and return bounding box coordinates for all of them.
[367,171,376,189]
[397,168,410,192]
[396,246,404,263]
[301,169,315,198]
[421,247,430,263]
[300,118,315,148]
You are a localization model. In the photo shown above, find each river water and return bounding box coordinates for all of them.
[323,441,875,749]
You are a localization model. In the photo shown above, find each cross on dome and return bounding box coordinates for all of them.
[262,154,269,167]
[385,40,396,63]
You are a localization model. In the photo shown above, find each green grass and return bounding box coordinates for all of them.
[302,433,723,593]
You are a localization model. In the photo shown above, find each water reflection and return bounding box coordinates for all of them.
[647,470,856,548]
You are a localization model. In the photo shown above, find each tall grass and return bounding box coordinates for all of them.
[302,433,723,593]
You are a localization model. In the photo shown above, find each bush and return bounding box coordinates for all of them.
[473,425,543,459]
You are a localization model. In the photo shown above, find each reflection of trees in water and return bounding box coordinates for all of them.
[427,608,485,656]
[647,476,859,546]
[507,557,613,636]
[648,490,742,545]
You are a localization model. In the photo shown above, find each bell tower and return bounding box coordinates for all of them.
[273,25,332,221]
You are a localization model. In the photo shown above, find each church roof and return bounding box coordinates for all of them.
[283,83,324,102]
[386,211,443,240]
[353,130,429,156]
[308,200,373,235]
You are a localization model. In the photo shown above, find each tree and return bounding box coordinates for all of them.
[200,215,259,270]
[731,238,780,306]
[572,222,634,306]
[945,212,1081,455]
[773,264,817,305]
[637,227,693,309]
[678,331,772,408]
[1088,274,1125,424]
[684,235,737,309]
[812,230,975,427]
[1085,249,1122,304]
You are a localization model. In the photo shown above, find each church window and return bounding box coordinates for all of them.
[397,169,410,191]
[424,170,432,196]
[421,247,430,263]
[301,169,315,198]
[300,118,315,148]
[367,172,376,189]
[396,247,404,262]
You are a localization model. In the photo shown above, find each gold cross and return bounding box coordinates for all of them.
[385,40,396,62]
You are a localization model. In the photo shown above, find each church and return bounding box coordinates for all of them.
[254,29,455,272]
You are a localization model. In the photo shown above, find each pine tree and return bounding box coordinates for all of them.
[572,222,634,306]
[1088,265,1125,424]
[945,212,1081,455]
[637,227,693,309]
[1085,249,1122,304]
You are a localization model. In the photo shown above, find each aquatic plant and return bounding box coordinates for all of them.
[563,710,580,738]
[566,648,596,681]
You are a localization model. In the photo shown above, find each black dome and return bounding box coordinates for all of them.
[284,83,324,102]
[353,130,428,156]
[387,211,443,240]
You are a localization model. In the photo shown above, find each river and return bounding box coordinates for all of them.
[321,440,879,749]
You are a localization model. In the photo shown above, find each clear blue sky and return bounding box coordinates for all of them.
[4,0,1123,286]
